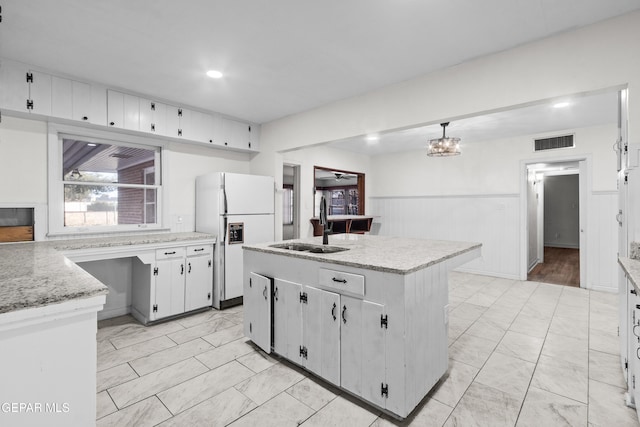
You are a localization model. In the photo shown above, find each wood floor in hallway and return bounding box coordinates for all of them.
[528,246,580,287]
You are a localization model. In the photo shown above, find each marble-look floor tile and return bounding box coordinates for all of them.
[202,323,244,347]
[509,314,551,339]
[548,314,589,339]
[166,316,236,345]
[158,360,255,415]
[475,352,535,399]
[225,312,244,325]
[286,377,339,411]
[108,357,208,409]
[429,360,479,407]
[520,303,555,320]
[157,387,256,427]
[588,379,638,426]
[235,362,305,405]
[229,393,314,427]
[109,321,184,349]
[299,395,378,427]
[174,308,228,329]
[97,339,116,356]
[230,392,315,427]
[443,382,521,427]
[590,328,620,356]
[531,355,588,404]
[97,336,176,372]
[449,333,497,368]
[554,303,589,322]
[541,332,588,368]
[448,315,473,341]
[371,398,453,427]
[449,303,487,324]
[96,391,117,420]
[589,349,627,389]
[129,338,212,376]
[590,310,619,334]
[97,315,145,342]
[495,331,544,364]
[195,338,255,370]
[465,318,507,343]
[97,363,139,392]
[516,386,587,427]
[479,305,521,330]
[96,396,172,427]
[237,349,278,373]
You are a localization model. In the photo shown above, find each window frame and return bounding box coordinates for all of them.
[47,124,167,236]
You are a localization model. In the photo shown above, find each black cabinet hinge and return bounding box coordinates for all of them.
[178,129,182,137]
[151,123,155,132]
[633,374,636,389]
[178,108,182,117]
[207,292,211,300]
[208,260,212,268]
[150,102,155,111]
[26,72,33,83]
[248,125,251,132]
[625,174,629,184]
[299,292,308,304]
[299,346,308,359]
[381,383,389,398]
[625,358,629,370]
[381,314,388,329]
[153,267,158,276]
[249,278,252,288]
[26,99,33,110]
[153,304,158,313]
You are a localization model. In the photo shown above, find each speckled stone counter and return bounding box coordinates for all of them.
[243,234,481,274]
[620,257,640,293]
[0,232,215,314]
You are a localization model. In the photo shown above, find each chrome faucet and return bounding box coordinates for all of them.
[319,195,329,244]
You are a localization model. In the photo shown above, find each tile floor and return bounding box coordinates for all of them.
[96,272,640,426]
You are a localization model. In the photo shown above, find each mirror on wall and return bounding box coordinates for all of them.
[313,166,365,217]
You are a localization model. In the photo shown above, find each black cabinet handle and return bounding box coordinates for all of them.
[332,277,347,284]
[331,302,337,321]
[632,289,637,295]
[82,116,88,121]
[164,251,176,255]
[180,264,184,275]
[188,262,191,274]
[263,286,268,300]
[274,286,279,301]
[109,121,115,126]
[342,305,347,324]
[194,248,205,252]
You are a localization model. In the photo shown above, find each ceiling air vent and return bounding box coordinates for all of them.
[534,134,574,151]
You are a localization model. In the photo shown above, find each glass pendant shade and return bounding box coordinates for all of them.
[427,122,461,157]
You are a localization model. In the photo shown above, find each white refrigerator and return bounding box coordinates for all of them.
[195,172,275,309]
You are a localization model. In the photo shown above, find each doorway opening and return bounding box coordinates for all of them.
[283,164,300,240]
[525,160,586,287]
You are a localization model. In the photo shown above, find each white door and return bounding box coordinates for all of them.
[224,214,274,300]
[185,250,213,312]
[304,286,340,385]
[244,272,272,353]
[273,279,302,362]
[224,173,274,215]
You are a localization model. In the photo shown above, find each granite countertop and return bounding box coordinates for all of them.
[243,234,481,274]
[619,257,640,292]
[0,232,215,315]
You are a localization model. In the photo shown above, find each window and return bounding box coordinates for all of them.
[282,185,293,225]
[49,126,163,235]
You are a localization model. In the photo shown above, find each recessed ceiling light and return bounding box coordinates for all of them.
[553,102,570,108]
[87,143,97,147]
[365,135,379,143]
[206,70,223,79]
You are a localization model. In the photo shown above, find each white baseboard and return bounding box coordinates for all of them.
[98,306,130,321]
[454,266,520,281]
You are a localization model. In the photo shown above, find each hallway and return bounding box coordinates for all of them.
[528,247,580,287]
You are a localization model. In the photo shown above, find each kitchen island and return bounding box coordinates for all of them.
[242,234,481,419]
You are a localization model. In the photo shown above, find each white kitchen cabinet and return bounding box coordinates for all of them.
[0,64,52,115]
[222,118,251,150]
[244,272,272,353]
[303,286,340,385]
[27,70,52,116]
[177,107,191,140]
[139,98,168,136]
[131,243,214,324]
[107,90,139,130]
[273,279,303,362]
[51,76,91,122]
[203,113,224,146]
[154,247,187,319]
[184,244,214,311]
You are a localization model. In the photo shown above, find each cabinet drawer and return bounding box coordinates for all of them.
[318,268,365,297]
[186,244,212,256]
[155,247,186,260]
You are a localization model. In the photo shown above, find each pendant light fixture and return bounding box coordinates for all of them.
[427,122,461,157]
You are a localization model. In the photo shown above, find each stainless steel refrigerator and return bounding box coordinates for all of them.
[195,172,275,309]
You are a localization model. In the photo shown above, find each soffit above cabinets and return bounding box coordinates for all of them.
[0,1,638,124]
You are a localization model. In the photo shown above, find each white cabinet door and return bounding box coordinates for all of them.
[244,272,272,353]
[203,113,223,145]
[222,118,251,149]
[123,93,140,130]
[154,257,186,320]
[185,250,213,312]
[273,279,303,362]
[51,76,73,119]
[341,296,386,408]
[0,60,29,112]
[177,107,190,139]
[140,99,169,136]
[28,70,52,116]
[304,286,340,385]
[631,292,640,420]
[107,90,124,128]
[71,80,91,122]
[165,104,180,138]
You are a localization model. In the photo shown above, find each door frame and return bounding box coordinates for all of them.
[520,154,591,287]
[283,163,301,240]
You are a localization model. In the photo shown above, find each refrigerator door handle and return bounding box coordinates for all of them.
[223,188,228,215]
[222,217,227,243]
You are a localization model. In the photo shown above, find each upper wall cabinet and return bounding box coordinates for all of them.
[0,59,260,152]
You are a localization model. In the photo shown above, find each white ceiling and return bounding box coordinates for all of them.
[0,1,638,125]
[327,90,619,156]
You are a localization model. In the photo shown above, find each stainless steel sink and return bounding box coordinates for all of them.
[269,243,348,254]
